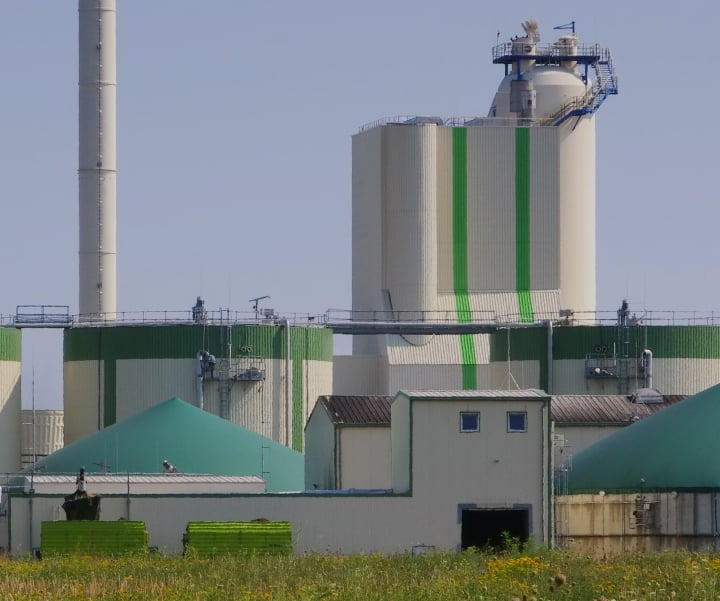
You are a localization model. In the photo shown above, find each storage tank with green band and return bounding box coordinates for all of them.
[63,323,333,452]
[0,327,22,472]
[489,325,720,395]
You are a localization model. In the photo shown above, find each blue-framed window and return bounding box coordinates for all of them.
[460,412,480,433]
[507,411,527,433]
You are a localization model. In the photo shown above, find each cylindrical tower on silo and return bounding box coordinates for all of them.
[78,0,117,320]
[0,328,22,472]
[63,322,333,452]
[346,21,617,395]
[353,123,438,354]
[487,20,604,316]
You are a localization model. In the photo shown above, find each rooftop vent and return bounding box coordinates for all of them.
[403,116,444,125]
[631,388,663,404]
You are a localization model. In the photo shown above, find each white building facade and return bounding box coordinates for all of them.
[5,390,551,555]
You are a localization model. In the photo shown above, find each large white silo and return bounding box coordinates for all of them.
[345,21,617,394]
[78,0,117,320]
[352,124,438,354]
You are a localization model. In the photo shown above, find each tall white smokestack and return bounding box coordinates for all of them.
[78,0,117,320]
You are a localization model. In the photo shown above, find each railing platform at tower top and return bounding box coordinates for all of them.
[491,42,605,66]
[326,309,720,329]
[1,308,327,329]
[358,106,601,132]
[5,308,720,330]
[359,41,617,133]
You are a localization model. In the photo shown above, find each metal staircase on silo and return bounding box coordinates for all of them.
[549,48,618,126]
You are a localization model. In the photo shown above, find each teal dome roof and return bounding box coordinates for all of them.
[567,383,720,494]
[31,398,303,492]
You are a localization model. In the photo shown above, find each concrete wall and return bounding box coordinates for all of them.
[339,427,392,490]
[556,492,720,555]
[304,405,335,490]
[333,355,382,395]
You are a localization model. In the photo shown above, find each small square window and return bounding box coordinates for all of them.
[507,412,527,433]
[460,412,480,433]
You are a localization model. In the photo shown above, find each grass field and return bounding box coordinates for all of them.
[1,547,719,600]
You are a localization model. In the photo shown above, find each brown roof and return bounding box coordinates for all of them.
[315,393,688,427]
[551,395,687,425]
[317,396,392,426]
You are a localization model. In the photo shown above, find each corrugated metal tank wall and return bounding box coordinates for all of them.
[382,125,438,348]
[386,333,492,393]
[64,324,333,451]
[0,328,21,472]
[557,118,596,314]
[356,122,588,321]
[352,127,385,356]
[21,410,64,468]
[490,326,720,395]
[382,125,438,320]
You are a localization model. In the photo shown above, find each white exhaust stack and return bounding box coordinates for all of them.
[78,0,117,320]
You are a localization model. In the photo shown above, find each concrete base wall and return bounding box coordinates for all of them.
[556,492,720,555]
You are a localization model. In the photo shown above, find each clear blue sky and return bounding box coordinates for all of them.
[1,2,716,407]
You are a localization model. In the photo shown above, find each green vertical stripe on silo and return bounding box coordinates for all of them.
[452,127,477,389]
[515,128,534,323]
[290,327,306,452]
[459,335,477,389]
[0,328,21,361]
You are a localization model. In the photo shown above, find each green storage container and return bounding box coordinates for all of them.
[184,521,292,556]
[41,521,148,556]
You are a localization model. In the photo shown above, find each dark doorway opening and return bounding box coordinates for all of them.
[461,508,530,550]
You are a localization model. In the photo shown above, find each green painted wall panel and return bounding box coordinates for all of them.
[490,328,547,362]
[104,359,116,428]
[552,326,720,360]
[490,327,548,391]
[65,325,332,362]
[0,328,21,362]
[491,325,720,362]
[551,326,620,360]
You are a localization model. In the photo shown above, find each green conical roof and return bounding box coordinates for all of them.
[32,398,303,492]
[567,383,720,494]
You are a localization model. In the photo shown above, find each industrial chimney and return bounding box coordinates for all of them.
[78,0,117,320]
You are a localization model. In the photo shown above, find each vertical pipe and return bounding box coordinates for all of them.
[195,352,204,410]
[546,320,553,394]
[642,349,653,389]
[79,0,117,320]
